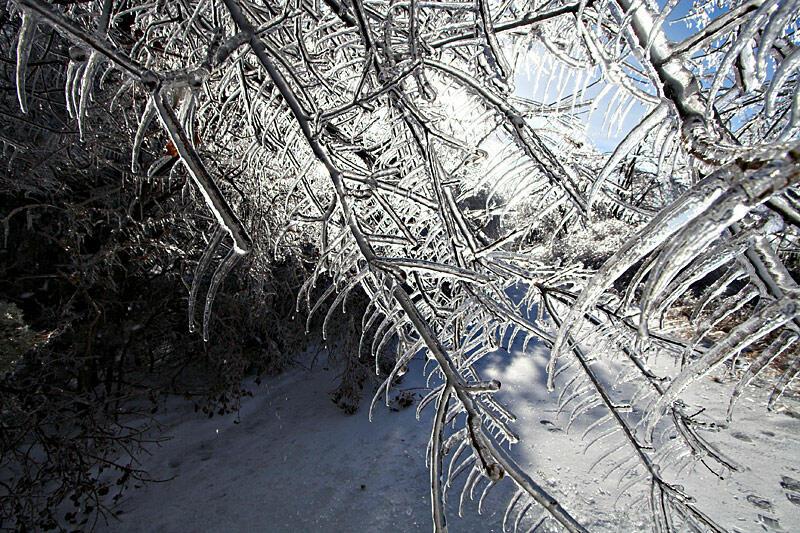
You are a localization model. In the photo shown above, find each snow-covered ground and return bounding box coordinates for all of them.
[100,345,800,532]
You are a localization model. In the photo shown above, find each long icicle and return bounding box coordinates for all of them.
[189,225,225,332]
[202,248,242,342]
[15,11,38,114]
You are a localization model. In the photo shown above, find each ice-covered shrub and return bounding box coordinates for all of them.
[2,0,800,531]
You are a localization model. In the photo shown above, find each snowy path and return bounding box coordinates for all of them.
[101,347,800,532]
[101,362,443,531]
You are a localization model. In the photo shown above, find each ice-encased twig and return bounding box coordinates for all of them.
[153,90,252,255]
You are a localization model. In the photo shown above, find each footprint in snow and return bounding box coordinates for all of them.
[780,476,800,507]
[539,419,563,433]
[389,391,417,411]
[757,514,784,532]
[780,408,800,420]
[730,431,752,442]
[745,494,772,511]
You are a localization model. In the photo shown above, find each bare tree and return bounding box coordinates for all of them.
[4,0,800,530]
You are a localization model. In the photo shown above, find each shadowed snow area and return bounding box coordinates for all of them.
[102,344,800,532]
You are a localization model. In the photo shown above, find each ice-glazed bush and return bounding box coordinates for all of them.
[2,0,800,530]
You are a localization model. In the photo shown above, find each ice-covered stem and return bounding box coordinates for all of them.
[97,0,113,36]
[501,277,732,480]
[430,0,596,49]
[152,90,252,255]
[670,0,767,59]
[393,286,586,533]
[221,2,586,530]
[608,0,745,167]
[548,141,800,387]
[589,102,670,213]
[375,258,492,284]
[615,0,787,171]
[727,330,798,421]
[320,0,358,28]
[547,167,733,388]
[476,0,510,81]
[430,386,452,531]
[546,287,747,474]
[645,292,800,440]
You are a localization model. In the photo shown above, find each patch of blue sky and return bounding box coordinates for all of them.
[513,0,701,153]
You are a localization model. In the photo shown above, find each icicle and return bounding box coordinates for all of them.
[651,218,779,327]
[606,95,628,137]
[530,55,544,107]
[581,413,614,441]
[513,501,533,533]
[600,86,620,134]
[131,97,155,173]
[64,61,77,118]
[459,467,482,517]
[322,270,369,340]
[566,396,600,433]
[542,61,558,109]
[570,70,584,116]
[578,65,596,107]
[554,63,568,109]
[614,97,636,135]
[16,11,39,114]
[477,479,498,515]
[588,102,669,213]
[69,62,85,123]
[645,295,800,441]
[202,248,241,342]
[503,490,524,532]
[620,253,656,314]
[587,83,611,127]
[188,226,225,332]
[691,268,745,323]
[687,284,761,365]
[146,155,175,179]
[78,52,101,141]
[583,426,621,454]
[656,127,677,178]
[727,330,797,421]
